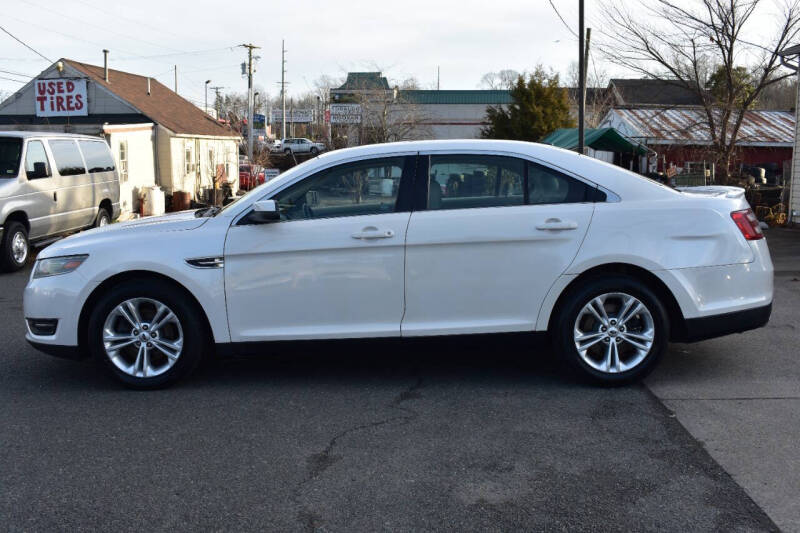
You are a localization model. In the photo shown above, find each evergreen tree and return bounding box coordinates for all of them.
[481,67,574,141]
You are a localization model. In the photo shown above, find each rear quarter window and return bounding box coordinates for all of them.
[0,137,22,177]
[78,140,115,173]
[48,139,86,176]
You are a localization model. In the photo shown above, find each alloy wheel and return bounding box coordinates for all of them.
[11,231,27,264]
[573,292,655,374]
[102,298,184,378]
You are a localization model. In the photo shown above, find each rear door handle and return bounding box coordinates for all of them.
[351,227,395,240]
[535,218,578,231]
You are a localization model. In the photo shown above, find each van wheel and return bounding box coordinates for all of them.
[554,275,668,385]
[87,279,207,389]
[95,207,111,227]
[1,221,29,272]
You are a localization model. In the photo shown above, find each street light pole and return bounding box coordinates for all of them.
[204,80,211,115]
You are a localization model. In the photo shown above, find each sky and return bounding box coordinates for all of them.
[0,0,786,107]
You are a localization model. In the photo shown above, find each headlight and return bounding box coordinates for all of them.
[33,255,88,278]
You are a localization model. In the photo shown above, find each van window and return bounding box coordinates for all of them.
[24,140,51,179]
[78,140,115,173]
[48,140,86,176]
[0,137,22,178]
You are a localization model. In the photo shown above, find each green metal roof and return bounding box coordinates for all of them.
[541,127,649,155]
[334,72,390,91]
[399,90,512,105]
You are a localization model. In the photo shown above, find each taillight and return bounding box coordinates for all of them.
[730,208,763,240]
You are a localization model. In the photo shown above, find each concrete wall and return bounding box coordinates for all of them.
[417,103,491,139]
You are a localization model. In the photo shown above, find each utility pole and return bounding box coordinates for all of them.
[210,86,224,119]
[205,80,211,115]
[241,43,261,163]
[174,65,178,93]
[578,0,585,155]
[281,39,287,142]
[583,28,591,109]
[437,66,440,90]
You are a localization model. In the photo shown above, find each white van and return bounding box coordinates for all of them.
[0,132,120,271]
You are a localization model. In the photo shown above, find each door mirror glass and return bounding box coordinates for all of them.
[31,162,48,179]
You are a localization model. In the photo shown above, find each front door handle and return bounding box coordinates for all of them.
[53,191,57,202]
[535,218,578,231]
[351,226,395,240]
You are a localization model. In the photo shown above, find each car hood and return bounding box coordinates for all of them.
[38,210,209,259]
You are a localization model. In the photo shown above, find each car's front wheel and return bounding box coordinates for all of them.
[555,276,668,385]
[310,146,318,155]
[87,279,207,388]
[0,221,29,272]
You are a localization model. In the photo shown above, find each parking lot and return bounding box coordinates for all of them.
[1,230,797,531]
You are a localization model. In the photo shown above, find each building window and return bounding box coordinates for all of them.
[184,143,194,175]
[118,141,128,182]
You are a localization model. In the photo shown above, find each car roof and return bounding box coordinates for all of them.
[310,139,676,201]
[0,131,104,141]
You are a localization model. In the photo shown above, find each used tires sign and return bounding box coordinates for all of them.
[35,79,88,117]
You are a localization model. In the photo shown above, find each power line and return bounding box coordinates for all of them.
[548,0,578,38]
[116,47,238,61]
[19,0,181,55]
[0,24,52,62]
[0,68,34,78]
[0,75,27,83]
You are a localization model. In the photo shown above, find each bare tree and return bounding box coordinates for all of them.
[600,0,800,181]
[479,69,522,90]
[566,61,614,127]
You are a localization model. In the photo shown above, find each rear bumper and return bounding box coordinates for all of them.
[676,302,772,342]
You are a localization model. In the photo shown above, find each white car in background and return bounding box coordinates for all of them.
[279,138,326,155]
[23,140,773,388]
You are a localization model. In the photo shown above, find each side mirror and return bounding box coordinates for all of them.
[247,199,280,224]
[28,161,49,179]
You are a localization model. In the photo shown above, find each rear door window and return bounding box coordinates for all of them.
[427,154,524,210]
[48,139,86,176]
[78,140,115,173]
[24,140,51,179]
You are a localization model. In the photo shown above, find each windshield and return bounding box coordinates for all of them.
[214,155,321,216]
[0,138,22,178]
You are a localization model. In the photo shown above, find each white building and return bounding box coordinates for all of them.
[0,58,241,214]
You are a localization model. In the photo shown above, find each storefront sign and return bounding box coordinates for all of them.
[270,108,314,123]
[330,103,361,124]
[35,78,88,117]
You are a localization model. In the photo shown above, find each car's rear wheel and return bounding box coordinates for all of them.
[1,221,29,272]
[555,276,668,385]
[87,279,207,388]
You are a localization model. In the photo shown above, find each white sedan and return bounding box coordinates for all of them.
[23,140,773,388]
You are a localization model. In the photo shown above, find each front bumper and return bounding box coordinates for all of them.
[26,339,87,360]
[677,302,772,342]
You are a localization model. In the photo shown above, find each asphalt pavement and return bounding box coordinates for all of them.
[0,242,787,531]
[647,227,800,533]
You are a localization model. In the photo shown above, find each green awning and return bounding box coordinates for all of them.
[541,127,648,156]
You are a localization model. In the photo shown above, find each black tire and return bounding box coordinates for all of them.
[554,275,669,385]
[0,221,29,272]
[87,278,208,389]
[94,207,111,228]
[284,148,291,155]
[310,146,318,155]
